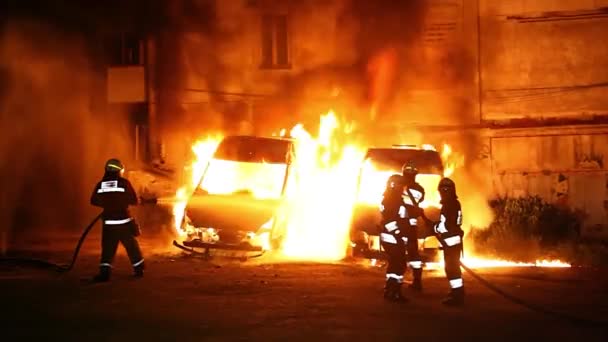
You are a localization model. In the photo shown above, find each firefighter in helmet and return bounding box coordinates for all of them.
[90,158,144,282]
[401,160,425,291]
[434,177,465,306]
[379,173,408,302]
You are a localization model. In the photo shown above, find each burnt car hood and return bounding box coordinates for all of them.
[185,193,281,233]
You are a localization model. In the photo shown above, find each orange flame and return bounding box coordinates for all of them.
[172,136,222,235]
[441,143,464,178]
[280,110,366,260]
[173,116,571,267]
[426,257,571,269]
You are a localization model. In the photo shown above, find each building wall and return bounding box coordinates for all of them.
[147,0,608,237]
[475,0,608,237]
[486,125,608,238]
[160,0,482,138]
[480,0,608,120]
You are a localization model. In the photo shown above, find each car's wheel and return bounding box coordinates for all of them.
[422,248,440,263]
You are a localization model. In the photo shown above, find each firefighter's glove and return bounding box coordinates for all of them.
[433,216,448,235]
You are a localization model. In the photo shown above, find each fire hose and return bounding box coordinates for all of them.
[459,261,608,328]
[0,213,102,273]
[418,214,607,328]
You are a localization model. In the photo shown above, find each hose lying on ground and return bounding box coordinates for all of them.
[460,261,607,328]
[0,213,102,272]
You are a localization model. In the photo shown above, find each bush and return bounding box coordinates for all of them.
[469,196,584,262]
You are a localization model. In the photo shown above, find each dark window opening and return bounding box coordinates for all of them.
[106,33,143,66]
[260,14,290,69]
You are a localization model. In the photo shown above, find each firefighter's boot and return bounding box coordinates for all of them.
[442,287,465,307]
[383,278,395,300]
[133,262,145,278]
[92,267,110,282]
[384,278,407,303]
[409,268,423,292]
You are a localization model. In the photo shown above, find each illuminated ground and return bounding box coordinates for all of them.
[1,230,607,341]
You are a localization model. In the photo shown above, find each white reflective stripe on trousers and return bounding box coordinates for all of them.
[104,218,133,225]
[380,233,397,244]
[384,221,398,232]
[398,206,406,218]
[443,235,461,247]
[409,261,423,269]
[386,273,404,282]
[133,259,144,267]
[97,187,126,193]
[450,278,463,289]
[100,263,112,268]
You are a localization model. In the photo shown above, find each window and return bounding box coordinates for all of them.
[261,14,290,69]
[106,33,143,66]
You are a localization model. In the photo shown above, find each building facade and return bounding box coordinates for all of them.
[107,0,608,237]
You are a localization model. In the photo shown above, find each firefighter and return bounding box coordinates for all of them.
[379,174,408,302]
[434,177,465,306]
[401,160,425,291]
[90,158,144,282]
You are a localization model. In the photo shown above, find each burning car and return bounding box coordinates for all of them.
[174,135,295,256]
[349,144,444,261]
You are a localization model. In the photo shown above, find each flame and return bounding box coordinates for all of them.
[172,136,222,235]
[356,154,442,208]
[201,159,288,199]
[280,110,366,260]
[426,256,571,269]
[462,257,571,268]
[441,143,464,178]
[172,117,572,266]
[190,138,223,187]
[172,188,188,237]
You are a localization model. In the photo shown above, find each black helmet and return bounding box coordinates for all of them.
[105,158,124,173]
[402,160,418,176]
[438,177,457,199]
[384,174,404,197]
[386,174,403,190]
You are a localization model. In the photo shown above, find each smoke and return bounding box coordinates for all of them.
[151,0,494,228]
[0,22,132,253]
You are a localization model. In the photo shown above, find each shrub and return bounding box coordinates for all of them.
[469,196,583,261]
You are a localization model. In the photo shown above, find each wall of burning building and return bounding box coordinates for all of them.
[145,0,608,238]
[478,0,608,238]
[480,0,608,120]
[150,0,484,171]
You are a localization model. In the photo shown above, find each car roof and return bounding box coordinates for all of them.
[213,135,294,164]
[223,135,295,143]
[364,147,444,174]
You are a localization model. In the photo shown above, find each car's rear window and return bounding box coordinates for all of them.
[213,136,292,164]
[365,148,443,174]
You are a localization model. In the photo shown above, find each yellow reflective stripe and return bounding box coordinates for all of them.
[107,164,123,170]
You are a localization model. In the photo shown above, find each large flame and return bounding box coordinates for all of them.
[441,143,465,178]
[172,136,222,235]
[280,110,365,260]
[171,112,571,267]
[357,160,442,208]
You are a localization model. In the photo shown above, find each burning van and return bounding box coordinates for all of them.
[174,135,295,255]
[349,145,444,261]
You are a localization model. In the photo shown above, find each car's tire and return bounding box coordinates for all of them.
[423,248,440,263]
